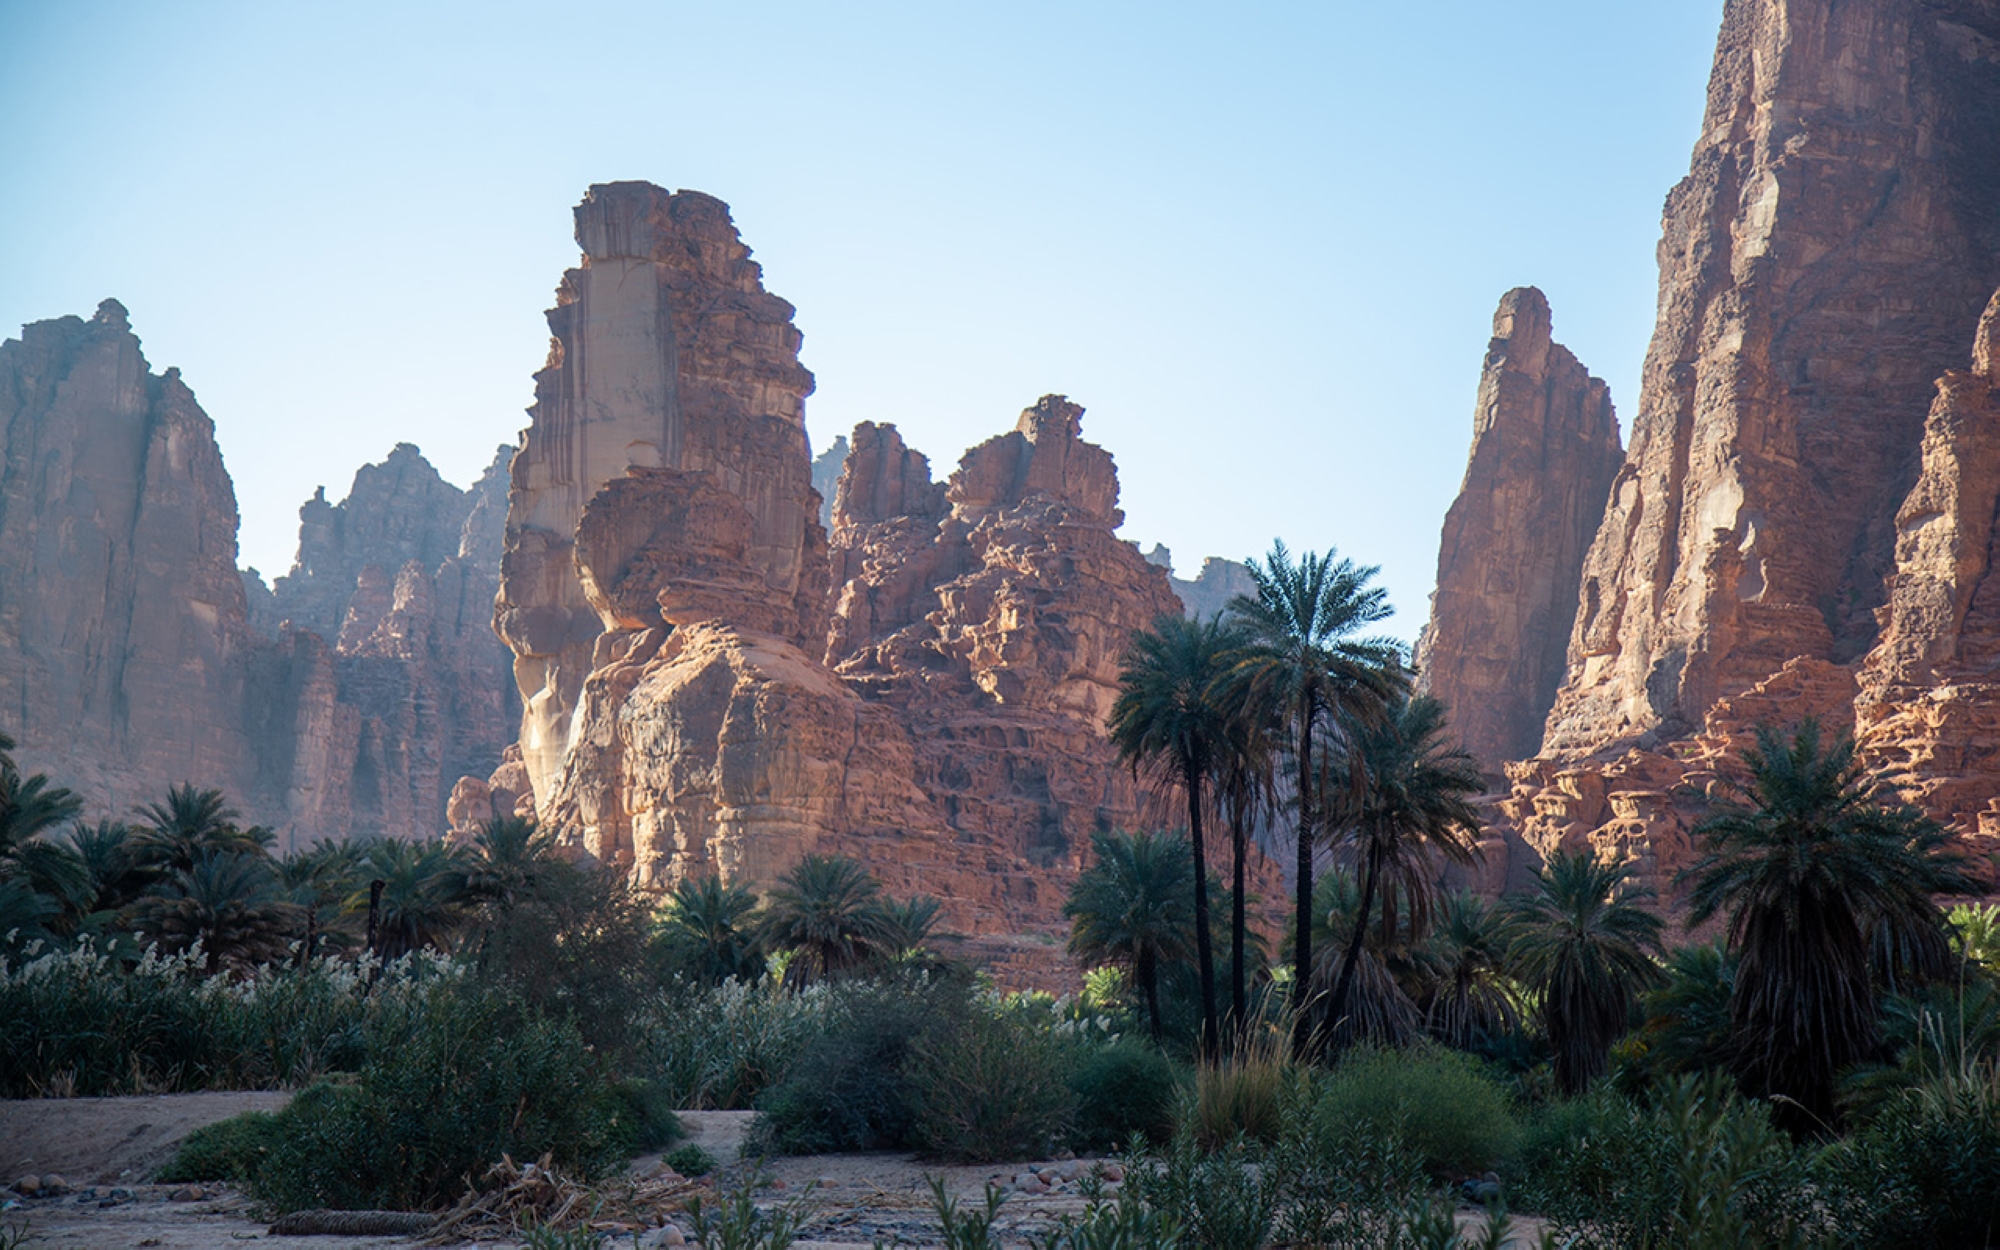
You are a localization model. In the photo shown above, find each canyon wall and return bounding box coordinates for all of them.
[1426,0,2000,900]
[1415,287,1621,772]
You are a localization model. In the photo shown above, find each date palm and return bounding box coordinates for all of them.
[1321,693,1483,1052]
[348,838,468,959]
[0,769,87,932]
[132,848,298,972]
[1066,828,1198,1044]
[1422,891,1523,1051]
[1308,867,1420,1047]
[132,784,264,874]
[1110,613,1241,1060]
[1214,672,1279,1042]
[1226,540,1404,1059]
[759,853,896,987]
[1508,850,1664,1094]
[656,873,764,984]
[1684,719,1980,1131]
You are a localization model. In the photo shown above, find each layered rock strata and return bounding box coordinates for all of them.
[1415,288,1621,772]
[1426,0,2000,902]
[1144,546,1258,622]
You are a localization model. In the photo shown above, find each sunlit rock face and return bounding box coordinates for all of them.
[1426,0,2000,904]
[1414,287,1621,774]
[1542,0,2000,756]
[494,182,824,805]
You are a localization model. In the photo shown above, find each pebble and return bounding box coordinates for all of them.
[660,1227,687,1247]
[1097,1162,1125,1183]
[11,1176,38,1197]
[41,1173,69,1196]
[169,1185,203,1202]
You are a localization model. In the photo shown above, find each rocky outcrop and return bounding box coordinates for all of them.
[1542,0,2000,757]
[1415,288,1621,773]
[494,182,824,805]
[811,435,847,528]
[1145,547,1259,622]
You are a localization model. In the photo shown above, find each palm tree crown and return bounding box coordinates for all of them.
[656,874,764,984]
[759,853,896,987]
[1683,719,1980,1130]
[1508,849,1664,1094]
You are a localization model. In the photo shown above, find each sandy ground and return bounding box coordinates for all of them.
[1,1099,1546,1248]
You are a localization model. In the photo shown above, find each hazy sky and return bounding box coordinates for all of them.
[0,2,1723,640]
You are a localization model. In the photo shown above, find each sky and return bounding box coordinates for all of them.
[0,1,1723,642]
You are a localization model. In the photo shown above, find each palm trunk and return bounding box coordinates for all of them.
[1326,837,1382,1054]
[1187,761,1219,1063]
[1141,952,1164,1044]
[1292,705,1316,1062]
[1230,797,1248,1044]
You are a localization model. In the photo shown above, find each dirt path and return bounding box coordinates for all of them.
[1,1099,1547,1248]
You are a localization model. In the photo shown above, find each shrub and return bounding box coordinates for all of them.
[1314,1044,1520,1178]
[750,979,955,1154]
[1132,1125,1279,1250]
[1068,1040,1181,1150]
[250,983,627,1212]
[156,1110,285,1183]
[610,1077,684,1153]
[1819,1063,2000,1248]
[1183,1051,1292,1147]
[637,977,841,1110]
[906,1001,1074,1162]
[666,1144,717,1177]
[1514,1075,1819,1248]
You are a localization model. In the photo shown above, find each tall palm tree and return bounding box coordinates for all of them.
[1508,850,1665,1094]
[1110,613,1242,1059]
[132,784,262,874]
[1226,540,1403,1059]
[656,873,764,984]
[1066,828,1198,1043]
[1683,719,1980,1131]
[132,848,298,972]
[1308,867,1421,1048]
[1321,693,1483,1051]
[758,853,896,987]
[1214,672,1279,1041]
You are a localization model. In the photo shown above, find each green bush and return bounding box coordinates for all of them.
[637,977,842,1110]
[156,1110,285,1183]
[1514,1075,1820,1249]
[905,1000,1073,1162]
[250,983,627,1212]
[610,1077,684,1153]
[1068,1040,1181,1149]
[665,1143,717,1177]
[751,979,953,1154]
[1819,1063,2000,1248]
[1314,1044,1520,1178]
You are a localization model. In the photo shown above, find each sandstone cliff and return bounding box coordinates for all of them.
[1425,0,2000,902]
[1415,288,1621,773]
[1542,0,2000,755]
[1144,546,1259,622]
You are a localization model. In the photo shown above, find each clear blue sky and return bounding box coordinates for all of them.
[0,1,1722,641]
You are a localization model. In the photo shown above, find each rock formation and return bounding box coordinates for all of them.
[485,183,1263,974]
[811,435,848,529]
[1415,288,1621,773]
[1425,0,2000,902]
[1542,0,2000,755]
[1145,546,1259,622]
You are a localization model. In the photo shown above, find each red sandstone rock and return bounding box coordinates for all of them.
[1415,287,1621,773]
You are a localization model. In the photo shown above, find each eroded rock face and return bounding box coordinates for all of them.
[1414,288,1621,772]
[494,182,824,803]
[1145,546,1258,622]
[1543,0,2000,756]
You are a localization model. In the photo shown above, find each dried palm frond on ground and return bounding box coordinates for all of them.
[423,1153,703,1244]
[267,1208,439,1236]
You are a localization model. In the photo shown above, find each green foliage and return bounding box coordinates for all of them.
[1314,1044,1521,1178]
[1514,1075,1820,1249]
[609,1077,684,1153]
[638,977,841,1110]
[905,996,1073,1162]
[1132,1125,1280,1250]
[758,853,897,987]
[1065,828,1197,1043]
[1025,1176,1183,1249]
[1820,1062,2000,1248]
[665,1143,717,1177]
[654,874,764,985]
[1507,850,1664,1094]
[1183,1049,1292,1148]
[928,1176,1008,1250]
[684,1174,817,1250]
[248,982,626,1212]
[1068,1040,1181,1150]
[156,1110,285,1182]
[751,978,951,1154]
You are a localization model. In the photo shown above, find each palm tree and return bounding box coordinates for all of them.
[758,853,896,987]
[1308,867,1420,1048]
[1321,693,1483,1052]
[132,784,263,874]
[131,848,298,972]
[655,874,763,984]
[1683,719,1980,1131]
[1066,828,1198,1043]
[1226,540,1403,1059]
[1421,891,1523,1051]
[1214,671,1279,1042]
[1508,850,1665,1094]
[1110,613,1242,1059]
[278,839,361,963]
[446,815,561,909]
[65,820,148,916]
[0,769,87,933]
[348,839,468,959]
